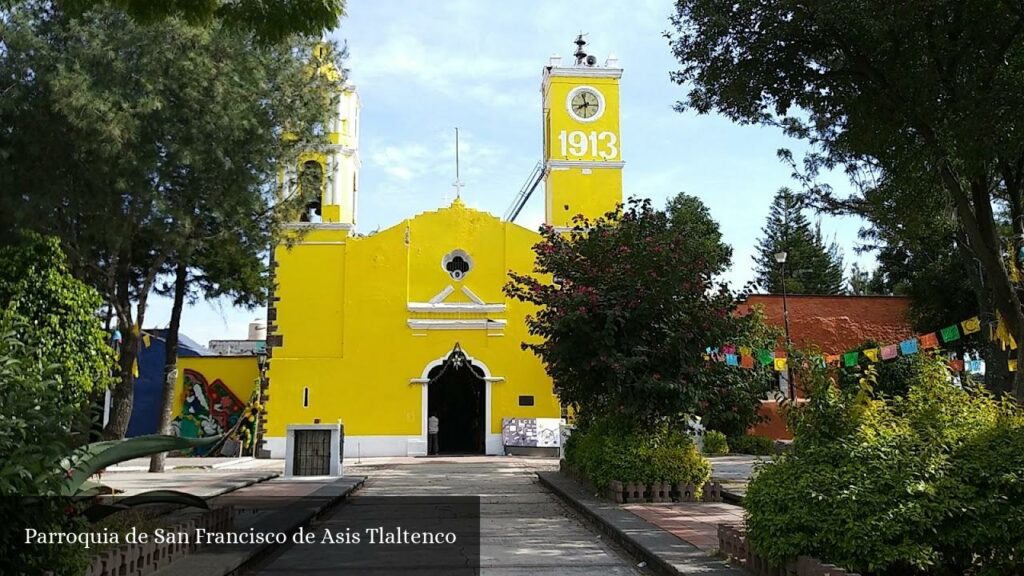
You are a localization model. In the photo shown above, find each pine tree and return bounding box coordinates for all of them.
[754,188,846,295]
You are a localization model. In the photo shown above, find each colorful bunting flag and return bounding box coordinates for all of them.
[1011,359,1019,372]
[843,351,859,367]
[723,344,736,355]
[142,333,151,348]
[774,357,788,372]
[961,316,981,335]
[756,349,774,366]
[774,348,788,359]
[996,313,1018,351]
[948,359,965,372]
[132,358,140,378]
[826,354,840,366]
[726,354,739,366]
[900,338,919,355]
[863,348,880,362]
[940,325,961,343]
[919,332,940,349]
[739,346,752,357]
[967,360,983,372]
[880,344,898,360]
[740,354,754,369]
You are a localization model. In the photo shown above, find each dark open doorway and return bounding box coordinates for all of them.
[427,361,485,454]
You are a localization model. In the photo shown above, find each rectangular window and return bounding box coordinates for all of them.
[518,395,534,407]
[303,387,309,408]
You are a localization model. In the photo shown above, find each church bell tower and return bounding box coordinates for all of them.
[285,43,360,227]
[542,36,623,230]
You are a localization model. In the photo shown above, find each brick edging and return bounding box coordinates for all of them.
[718,525,863,576]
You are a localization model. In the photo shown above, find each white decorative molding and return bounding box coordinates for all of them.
[461,286,485,304]
[407,302,506,313]
[428,285,455,304]
[283,222,354,231]
[410,376,504,384]
[545,66,622,79]
[406,319,507,331]
[545,160,625,170]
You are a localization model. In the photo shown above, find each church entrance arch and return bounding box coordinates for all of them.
[422,344,489,455]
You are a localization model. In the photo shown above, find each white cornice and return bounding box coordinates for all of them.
[410,376,504,384]
[546,160,625,170]
[283,222,353,231]
[407,319,507,331]
[545,66,623,79]
[407,302,506,313]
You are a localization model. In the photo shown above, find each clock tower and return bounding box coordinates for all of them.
[542,37,623,230]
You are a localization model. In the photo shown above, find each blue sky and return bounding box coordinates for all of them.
[146,0,875,345]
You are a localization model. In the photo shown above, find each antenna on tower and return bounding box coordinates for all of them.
[574,33,588,65]
[452,127,464,200]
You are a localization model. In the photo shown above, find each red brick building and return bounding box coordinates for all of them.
[734,294,914,438]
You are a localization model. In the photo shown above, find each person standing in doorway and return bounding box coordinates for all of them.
[428,412,440,455]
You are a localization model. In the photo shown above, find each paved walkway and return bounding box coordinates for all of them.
[100,469,278,497]
[624,503,744,552]
[710,454,769,498]
[250,457,643,575]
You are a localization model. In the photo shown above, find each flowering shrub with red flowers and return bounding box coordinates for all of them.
[506,194,759,430]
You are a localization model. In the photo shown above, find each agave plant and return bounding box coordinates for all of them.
[60,434,222,521]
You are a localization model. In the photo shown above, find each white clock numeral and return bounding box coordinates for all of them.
[558,130,618,160]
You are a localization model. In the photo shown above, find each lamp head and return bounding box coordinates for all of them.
[774,251,788,264]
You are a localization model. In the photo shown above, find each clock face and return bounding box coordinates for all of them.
[567,87,603,122]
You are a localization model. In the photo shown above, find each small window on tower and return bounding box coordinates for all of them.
[518,395,535,407]
[442,250,473,281]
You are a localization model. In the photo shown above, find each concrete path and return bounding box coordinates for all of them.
[250,457,643,575]
[710,454,770,499]
[100,469,278,497]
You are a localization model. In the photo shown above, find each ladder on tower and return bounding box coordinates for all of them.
[502,161,546,223]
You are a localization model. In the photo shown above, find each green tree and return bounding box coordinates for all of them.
[667,0,1024,399]
[0,232,113,406]
[0,5,335,438]
[847,263,886,296]
[754,188,845,294]
[505,195,740,428]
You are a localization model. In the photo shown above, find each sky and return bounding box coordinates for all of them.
[146,0,876,346]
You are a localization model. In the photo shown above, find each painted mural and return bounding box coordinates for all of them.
[171,368,245,443]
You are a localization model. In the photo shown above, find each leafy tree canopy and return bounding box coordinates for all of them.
[505,195,742,428]
[667,0,1024,398]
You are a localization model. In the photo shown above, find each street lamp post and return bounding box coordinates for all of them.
[774,251,795,399]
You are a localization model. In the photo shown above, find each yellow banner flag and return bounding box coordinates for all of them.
[142,333,151,348]
[739,346,752,357]
[1011,359,1019,373]
[961,316,982,335]
[132,359,140,378]
[863,348,880,362]
[774,357,788,372]
[996,312,1019,351]
[131,324,140,336]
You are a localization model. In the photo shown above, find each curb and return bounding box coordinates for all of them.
[538,472,742,576]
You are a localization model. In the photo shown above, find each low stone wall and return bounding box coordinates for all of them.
[76,506,235,576]
[560,460,722,503]
[718,524,861,576]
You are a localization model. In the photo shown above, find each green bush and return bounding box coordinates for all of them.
[703,430,729,455]
[744,357,1013,576]
[565,415,711,493]
[728,434,774,455]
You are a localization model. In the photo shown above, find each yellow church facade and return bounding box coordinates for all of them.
[260,44,624,458]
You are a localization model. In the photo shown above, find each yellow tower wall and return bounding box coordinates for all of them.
[542,67,623,228]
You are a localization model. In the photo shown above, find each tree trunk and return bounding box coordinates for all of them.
[150,261,188,473]
[104,321,138,439]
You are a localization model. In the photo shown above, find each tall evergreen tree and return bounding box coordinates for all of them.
[754,188,845,294]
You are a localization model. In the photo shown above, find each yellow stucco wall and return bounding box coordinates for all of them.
[264,202,557,446]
